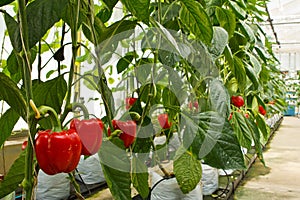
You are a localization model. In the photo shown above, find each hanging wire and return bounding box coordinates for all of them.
[265,2,281,47]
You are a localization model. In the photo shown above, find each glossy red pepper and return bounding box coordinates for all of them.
[70,118,104,156]
[158,113,172,129]
[35,129,82,175]
[21,141,28,150]
[109,120,137,148]
[259,105,266,116]
[125,97,138,110]
[231,95,244,108]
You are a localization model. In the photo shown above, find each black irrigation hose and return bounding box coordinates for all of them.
[140,174,176,200]
[75,168,92,196]
[212,169,230,199]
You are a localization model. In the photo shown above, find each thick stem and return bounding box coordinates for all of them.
[71,102,89,119]
[38,106,62,132]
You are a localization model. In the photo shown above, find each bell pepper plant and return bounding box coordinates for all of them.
[70,118,104,156]
[0,0,288,199]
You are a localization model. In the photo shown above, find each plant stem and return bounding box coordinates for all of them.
[17,0,36,199]
[61,0,80,123]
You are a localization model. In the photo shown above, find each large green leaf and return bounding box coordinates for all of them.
[132,156,149,198]
[4,12,21,52]
[27,0,69,49]
[179,0,213,44]
[120,0,150,24]
[203,116,245,169]
[232,56,246,91]
[99,141,131,200]
[0,108,20,147]
[0,73,27,118]
[174,148,202,194]
[181,111,245,169]
[209,79,230,118]
[0,151,25,198]
[232,111,252,149]
[32,75,67,113]
[215,7,236,38]
[0,0,14,7]
[210,27,228,59]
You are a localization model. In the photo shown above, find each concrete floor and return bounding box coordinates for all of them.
[234,117,300,200]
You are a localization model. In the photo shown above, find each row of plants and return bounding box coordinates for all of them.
[0,0,287,199]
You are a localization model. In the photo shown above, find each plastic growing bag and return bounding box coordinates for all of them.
[76,154,105,184]
[150,172,203,200]
[201,164,219,195]
[36,170,70,200]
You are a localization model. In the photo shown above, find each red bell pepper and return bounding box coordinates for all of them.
[231,95,244,108]
[35,129,82,175]
[158,113,172,129]
[70,118,104,156]
[259,105,266,116]
[125,97,138,110]
[109,120,136,148]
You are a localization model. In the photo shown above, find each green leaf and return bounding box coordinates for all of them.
[209,79,230,118]
[228,0,247,19]
[4,12,21,52]
[96,7,112,23]
[132,156,149,198]
[27,0,69,49]
[0,151,25,198]
[120,0,150,24]
[117,53,135,74]
[210,26,228,59]
[0,108,20,147]
[181,111,245,169]
[0,0,14,7]
[232,111,252,149]
[247,52,262,75]
[255,46,269,63]
[256,114,270,141]
[32,75,67,113]
[0,73,27,118]
[99,141,131,200]
[244,117,264,164]
[4,51,22,83]
[102,0,119,10]
[215,7,236,38]
[174,148,202,194]
[239,21,256,43]
[179,0,213,44]
[232,56,246,91]
[244,62,259,89]
[203,116,245,169]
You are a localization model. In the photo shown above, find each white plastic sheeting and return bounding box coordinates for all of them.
[264,0,300,73]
